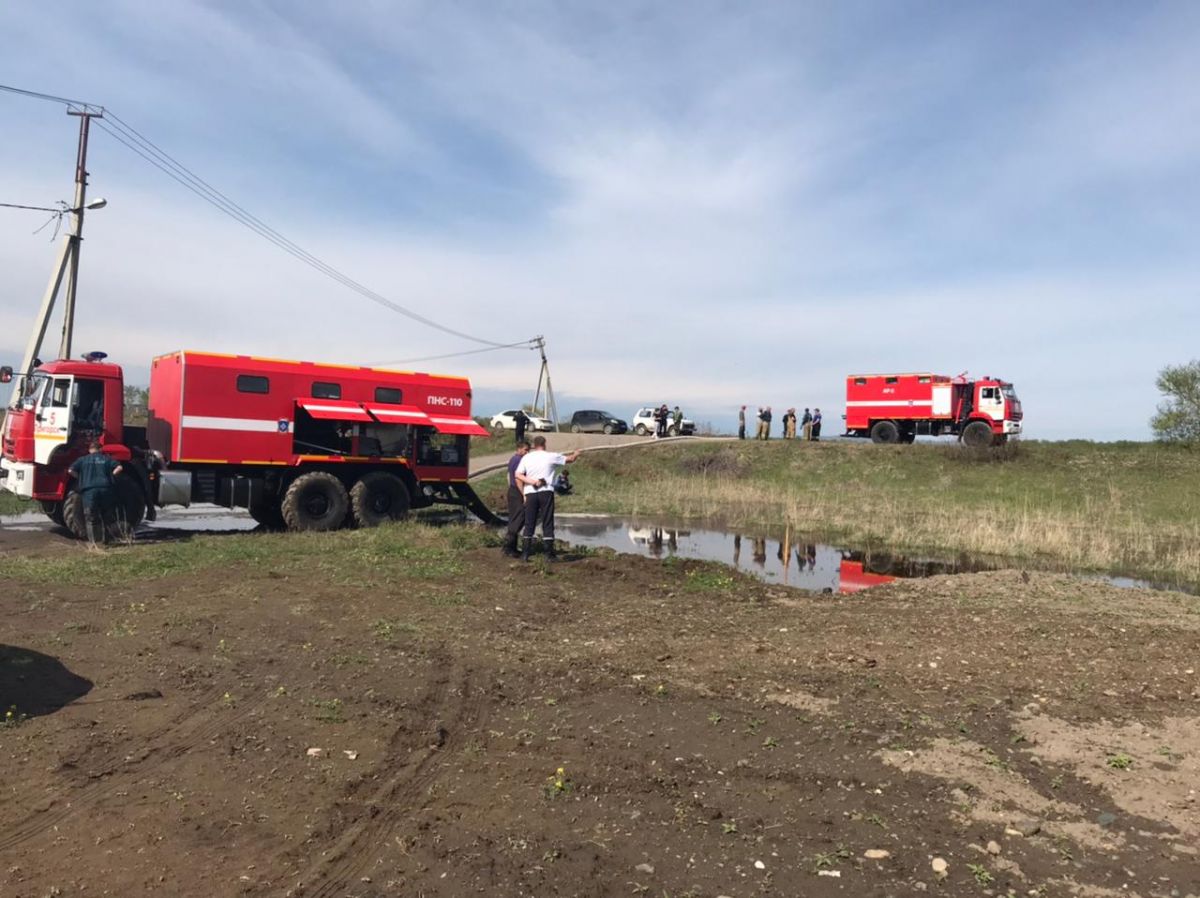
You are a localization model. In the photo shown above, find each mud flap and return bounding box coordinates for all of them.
[449,483,507,527]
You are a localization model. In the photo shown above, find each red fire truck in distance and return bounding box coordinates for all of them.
[1,349,493,536]
[843,372,1022,447]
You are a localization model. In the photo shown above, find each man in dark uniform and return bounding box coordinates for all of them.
[738,405,746,440]
[811,408,823,441]
[501,440,531,557]
[68,440,124,544]
[513,409,530,445]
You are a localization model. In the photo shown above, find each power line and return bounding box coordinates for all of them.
[0,201,64,212]
[374,339,535,366]
[1,82,531,353]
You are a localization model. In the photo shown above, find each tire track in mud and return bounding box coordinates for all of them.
[288,665,485,898]
[0,689,270,853]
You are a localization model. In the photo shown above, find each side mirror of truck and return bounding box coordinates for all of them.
[0,366,12,384]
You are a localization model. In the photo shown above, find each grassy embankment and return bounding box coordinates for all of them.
[479,439,1200,589]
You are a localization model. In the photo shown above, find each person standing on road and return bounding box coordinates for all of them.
[801,407,813,441]
[515,436,582,561]
[738,406,747,440]
[783,408,797,439]
[672,406,683,435]
[513,409,529,445]
[501,440,531,557]
[811,408,823,441]
[760,406,773,440]
[68,440,124,545]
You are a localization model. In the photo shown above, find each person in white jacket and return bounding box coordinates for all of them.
[513,436,582,561]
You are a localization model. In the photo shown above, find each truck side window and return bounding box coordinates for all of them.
[885,377,898,384]
[854,378,867,385]
[237,375,269,394]
[50,378,71,407]
[312,381,341,399]
[375,387,402,404]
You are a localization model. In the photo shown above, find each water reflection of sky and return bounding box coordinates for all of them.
[559,515,895,593]
[555,514,1187,596]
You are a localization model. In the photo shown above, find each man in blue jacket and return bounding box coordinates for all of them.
[68,440,124,544]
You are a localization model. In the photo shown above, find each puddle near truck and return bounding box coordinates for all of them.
[0,503,258,535]
[554,514,1196,597]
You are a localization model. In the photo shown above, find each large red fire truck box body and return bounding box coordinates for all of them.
[844,373,956,431]
[147,350,488,477]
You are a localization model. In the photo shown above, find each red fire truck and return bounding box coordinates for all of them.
[1,349,494,537]
[843,372,1022,447]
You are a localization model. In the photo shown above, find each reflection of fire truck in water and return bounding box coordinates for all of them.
[837,551,975,594]
[844,372,1022,447]
[1,349,495,537]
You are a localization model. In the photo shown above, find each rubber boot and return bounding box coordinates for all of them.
[520,537,533,561]
[502,533,519,557]
[544,539,559,562]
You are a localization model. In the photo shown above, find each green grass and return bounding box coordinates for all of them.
[0,491,30,516]
[1,519,493,588]
[478,439,1200,588]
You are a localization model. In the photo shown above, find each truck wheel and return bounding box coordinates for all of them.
[281,472,350,532]
[61,492,88,539]
[899,429,916,444]
[109,475,146,539]
[634,424,648,436]
[249,498,286,530]
[40,500,66,527]
[667,426,678,436]
[962,421,995,449]
[870,420,899,444]
[350,472,411,527]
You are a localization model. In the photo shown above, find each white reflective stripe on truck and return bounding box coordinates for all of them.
[845,400,934,407]
[181,416,284,432]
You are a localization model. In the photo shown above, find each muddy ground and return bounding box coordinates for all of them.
[1,520,1198,898]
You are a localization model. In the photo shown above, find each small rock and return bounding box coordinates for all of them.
[305,747,323,758]
[864,849,891,860]
[1103,689,1119,697]
[343,750,358,760]
[1013,819,1041,836]
[818,869,841,877]
[634,863,655,875]
[931,857,949,877]
[950,787,971,804]
[754,860,766,870]
[1005,827,1023,837]
[914,882,928,892]
[1097,811,1117,827]
[986,840,1001,856]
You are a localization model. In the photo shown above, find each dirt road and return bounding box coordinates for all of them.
[1,521,1197,897]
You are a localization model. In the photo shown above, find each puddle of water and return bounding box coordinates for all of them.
[555,514,1195,596]
[0,503,258,536]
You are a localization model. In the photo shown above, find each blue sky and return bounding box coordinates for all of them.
[2,1,1197,438]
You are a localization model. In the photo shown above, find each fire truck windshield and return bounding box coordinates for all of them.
[1001,385,1018,400]
[12,372,48,410]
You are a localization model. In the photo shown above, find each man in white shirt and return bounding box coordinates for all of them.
[513,436,582,561]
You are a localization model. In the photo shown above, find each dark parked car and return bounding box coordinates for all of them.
[569,410,628,434]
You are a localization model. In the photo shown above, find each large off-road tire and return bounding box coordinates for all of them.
[634,424,648,436]
[61,492,87,539]
[962,420,995,449]
[870,420,900,444]
[248,497,287,530]
[40,500,66,527]
[281,472,350,532]
[350,472,411,527]
[571,424,582,434]
[667,425,679,436]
